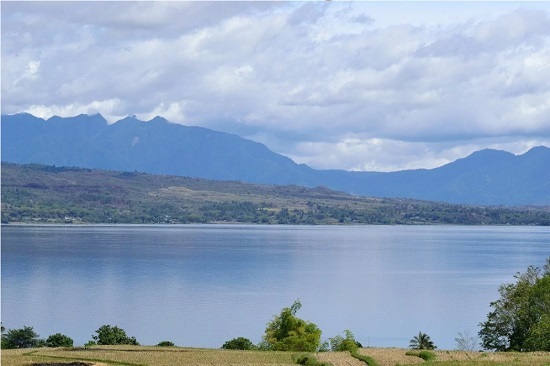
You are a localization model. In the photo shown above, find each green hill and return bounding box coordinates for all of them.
[2,163,549,225]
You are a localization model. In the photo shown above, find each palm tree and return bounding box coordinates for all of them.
[409,332,436,350]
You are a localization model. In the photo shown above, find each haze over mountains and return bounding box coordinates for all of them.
[2,113,549,206]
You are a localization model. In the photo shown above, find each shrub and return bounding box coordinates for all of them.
[46,333,74,347]
[157,341,175,347]
[91,325,139,345]
[406,350,436,361]
[263,300,322,352]
[294,353,331,366]
[222,337,256,350]
[328,330,359,352]
[84,340,96,348]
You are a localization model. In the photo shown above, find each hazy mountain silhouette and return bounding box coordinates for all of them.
[2,113,548,205]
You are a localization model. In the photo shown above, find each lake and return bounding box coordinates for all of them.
[1,224,549,350]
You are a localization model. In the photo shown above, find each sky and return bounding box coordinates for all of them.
[2,1,550,172]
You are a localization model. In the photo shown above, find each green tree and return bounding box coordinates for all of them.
[523,314,550,351]
[46,333,74,348]
[409,332,436,350]
[157,341,175,347]
[479,257,550,351]
[1,326,40,349]
[329,330,359,352]
[263,300,322,352]
[91,325,139,345]
[222,337,256,350]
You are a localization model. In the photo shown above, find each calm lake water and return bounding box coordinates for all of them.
[2,224,549,350]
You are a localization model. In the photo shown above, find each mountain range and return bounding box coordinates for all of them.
[2,113,549,206]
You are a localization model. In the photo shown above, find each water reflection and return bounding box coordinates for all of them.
[2,224,548,349]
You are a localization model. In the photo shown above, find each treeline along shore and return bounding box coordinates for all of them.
[2,162,549,226]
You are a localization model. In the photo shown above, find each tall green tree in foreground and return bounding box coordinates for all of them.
[479,257,550,351]
[409,332,436,350]
[263,300,322,352]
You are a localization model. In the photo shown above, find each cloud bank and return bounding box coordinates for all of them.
[2,1,550,171]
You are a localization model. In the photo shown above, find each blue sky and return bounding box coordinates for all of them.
[2,1,550,171]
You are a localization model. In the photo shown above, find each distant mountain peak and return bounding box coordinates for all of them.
[147,116,170,124]
[523,145,549,155]
[1,112,549,206]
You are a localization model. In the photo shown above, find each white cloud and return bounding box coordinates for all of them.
[27,99,124,123]
[136,102,187,124]
[2,2,550,172]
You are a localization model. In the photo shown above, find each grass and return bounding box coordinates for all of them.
[351,349,380,366]
[405,350,437,361]
[357,348,550,366]
[1,346,299,366]
[317,351,366,366]
[2,347,549,366]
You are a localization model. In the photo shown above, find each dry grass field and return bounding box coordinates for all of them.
[357,348,550,366]
[317,351,365,366]
[1,346,297,366]
[2,347,549,366]
[357,348,425,366]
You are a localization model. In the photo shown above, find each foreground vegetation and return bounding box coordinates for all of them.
[1,346,299,366]
[2,163,550,225]
[2,346,550,366]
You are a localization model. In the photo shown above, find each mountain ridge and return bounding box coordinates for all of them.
[2,113,549,206]
[2,161,549,225]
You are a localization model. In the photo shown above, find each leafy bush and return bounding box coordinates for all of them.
[84,340,96,348]
[263,300,322,352]
[406,350,436,361]
[46,333,74,347]
[294,353,331,366]
[157,341,175,347]
[222,337,256,350]
[328,330,359,352]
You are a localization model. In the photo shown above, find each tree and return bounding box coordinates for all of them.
[222,337,256,350]
[454,329,479,351]
[479,257,550,351]
[523,314,550,351]
[263,300,322,352]
[1,326,40,349]
[91,325,139,345]
[46,333,74,348]
[409,332,436,350]
[157,341,175,347]
[328,330,359,352]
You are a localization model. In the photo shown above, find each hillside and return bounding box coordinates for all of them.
[2,113,549,205]
[2,163,549,225]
